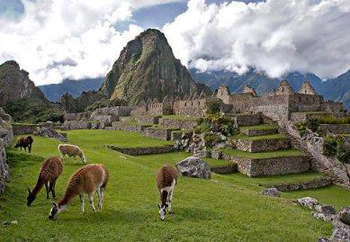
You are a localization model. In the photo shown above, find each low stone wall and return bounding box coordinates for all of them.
[290,112,330,123]
[142,127,177,141]
[210,164,237,174]
[235,113,261,126]
[112,122,151,133]
[268,177,332,191]
[223,154,311,177]
[63,121,91,130]
[107,145,174,155]
[232,138,290,153]
[240,128,277,137]
[171,130,193,141]
[319,124,350,135]
[12,123,53,135]
[159,118,197,130]
[135,116,160,125]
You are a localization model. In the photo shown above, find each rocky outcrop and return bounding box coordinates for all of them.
[259,188,281,197]
[0,108,13,193]
[34,127,67,142]
[176,156,211,179]
[100,29,211,105]
[0,60,49,106]
[59,91,105,113]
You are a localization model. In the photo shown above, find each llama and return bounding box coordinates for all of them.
[27,156,63,206]
[15,136,34,153]
[48,164,109,220]
[58,144,87,164]
[156,164,178,221]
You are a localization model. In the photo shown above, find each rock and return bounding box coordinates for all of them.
[315,205,337,215]
[173,140,182,150]
[259,188,281,197]
[318,238,330,242]
[211,150,222,159]
[331,219,350,242]
[339,207,350,226]
[312,211,336,222]
[176,156,211,179]
[11,220,17,225]
[297,197,318,208]
[34,127,67,142]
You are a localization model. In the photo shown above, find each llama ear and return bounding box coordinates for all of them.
[52,202,58,207]
[27,188,31,194]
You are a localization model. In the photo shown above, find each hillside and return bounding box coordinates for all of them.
[39,78,104,102]
[100,29,211,105]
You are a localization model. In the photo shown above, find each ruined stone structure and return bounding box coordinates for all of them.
[0,108,13,193]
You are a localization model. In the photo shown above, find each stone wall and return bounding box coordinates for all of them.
[210,164,237,174]
[112,122,151,133]
[12,123,53,135]
[268,177,332,191]
[223,155,311,177]
[319,124,350,135]
[107,145,174,155]
[159,118,197,130]
[290,112,331,123]
[232,138,290,153]
[0,110,13,193]
[235,113,262,126]
[173,98,206,117]
[142,127,176,141]
[63,121,91,130]
[240,128,277,137]
[134,116,160,125]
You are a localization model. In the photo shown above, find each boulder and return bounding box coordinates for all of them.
[331,219,350,242]
[176,156,211,179]
[312,211,336,222]
[34,127,67,142]
[315,205,337,215]
[259,188,281,197]
[297,197,318,208]
[339,207,350,226]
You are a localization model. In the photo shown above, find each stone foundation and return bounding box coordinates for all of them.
[210,164,237,174]
[135,116,160,125]
[232,138,290,153]
[235,113,262,126]
[290,112,330,123]
[268,177,332,191]
[142,127,177,141]
[223,154,311,177]
[107,145,174,155]
[159,118,197,130]
[319,124,350,135]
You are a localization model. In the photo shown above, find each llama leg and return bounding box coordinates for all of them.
[79,194,85,213]
[45,182,50,199]
[88,193,96,212]
[50,180,57,199]
[168,189,174,214]
[29,144,32,153]
[97,188,104,210]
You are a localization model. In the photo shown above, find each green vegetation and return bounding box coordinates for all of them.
[204,133,221,147]
[323,135,350,163]
[196,115,238,136]
[221,148,304,159]
[231,133,286,141]
[239,124,276,130]
[205,98,222,115]
[4,98,63,123]
[318,115,350,124]
[1,130,349,241]
[296,118,320,136]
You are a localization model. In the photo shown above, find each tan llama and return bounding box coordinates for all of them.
[58,144,87,164]
[27,156,63,206]
[156,164,178,221]
[49,164,109,220]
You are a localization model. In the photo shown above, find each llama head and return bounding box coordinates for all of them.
[26,188,36,206]
[14,142,19,148]
[49,202,66,220]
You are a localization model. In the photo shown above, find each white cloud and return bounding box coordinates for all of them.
[163,0,350,79]
[0,0,181,85]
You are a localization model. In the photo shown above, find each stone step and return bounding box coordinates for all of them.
[170,130,193,141]
[239,124,278,137]
[228,134,290,152]
[221,148,310,177]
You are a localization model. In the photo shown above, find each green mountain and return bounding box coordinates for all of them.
[100,29,211,104]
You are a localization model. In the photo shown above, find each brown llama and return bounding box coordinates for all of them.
[49,164,109,220]
[156,164,178,221]
[27,156,63,206]
[58,144,87,164]
[15,136,34,153]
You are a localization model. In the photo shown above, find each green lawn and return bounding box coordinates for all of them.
[221,148,304,159]
[1,130,349,241]
[231,133,286,141]
[239,124,276,130]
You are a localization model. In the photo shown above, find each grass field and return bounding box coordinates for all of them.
[1,130,349,241]
[221,148,304,159]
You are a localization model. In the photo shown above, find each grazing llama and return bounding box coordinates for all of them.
[27,157,63,206]
[15,136,34,153]
[156,164,178,221]
[49,164,109,220]
[58,144,87,164]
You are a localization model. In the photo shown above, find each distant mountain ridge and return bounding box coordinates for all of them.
[39,78,104,102]
[190,68,350,109]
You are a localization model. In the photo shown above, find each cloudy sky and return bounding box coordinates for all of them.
[0,0,349,85]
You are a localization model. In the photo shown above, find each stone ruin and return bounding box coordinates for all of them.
[0,108,13,193]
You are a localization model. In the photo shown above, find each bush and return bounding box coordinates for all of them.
[204,133,221,147]
[296,118,320,136]
[323,135,350,164]
[205,98,222,115]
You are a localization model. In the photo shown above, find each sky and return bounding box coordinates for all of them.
[0,0,349,85]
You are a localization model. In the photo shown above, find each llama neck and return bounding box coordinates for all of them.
[32,178,45,196]
[58,188,78,207]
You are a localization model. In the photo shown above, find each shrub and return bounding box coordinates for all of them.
[296,118,320,136]
[204,133,221,147]
[205,98,222,115]
[323,136,337,156]
[318,115,350,124]
[323,135,350,164]
[336,138,350,164]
